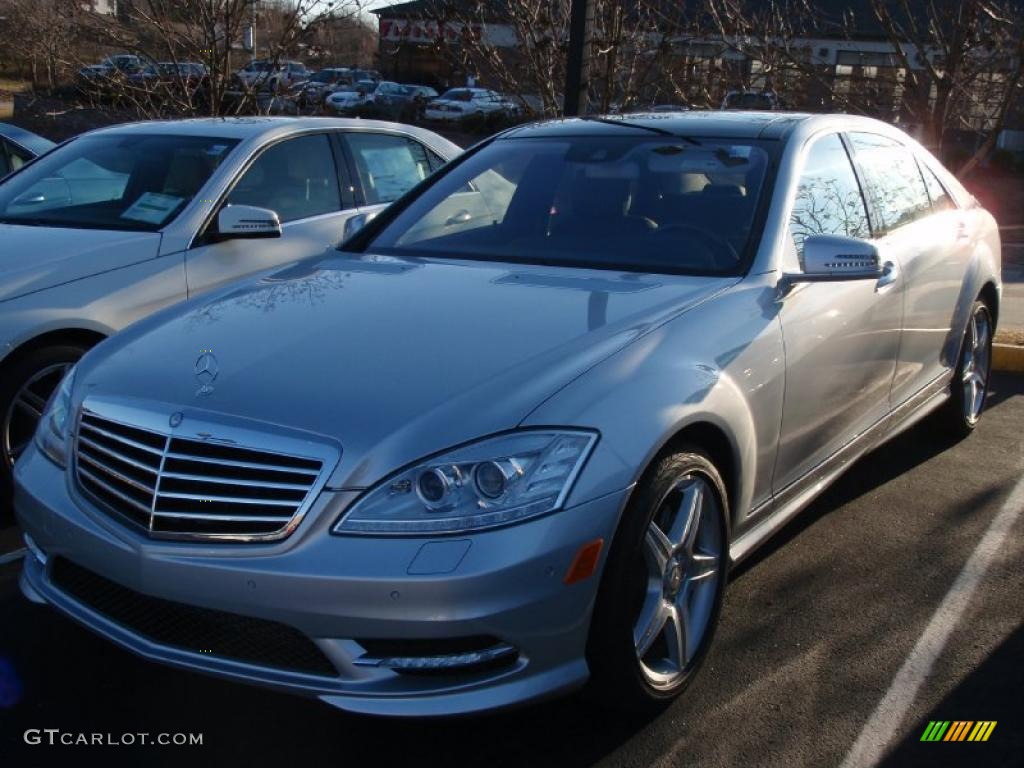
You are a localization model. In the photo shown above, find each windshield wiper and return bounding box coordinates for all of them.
[580,116,702,144]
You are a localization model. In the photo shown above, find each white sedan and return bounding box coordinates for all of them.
[424,88,517,123]
[0,117,459,506]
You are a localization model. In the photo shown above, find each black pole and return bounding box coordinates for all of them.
[563,0,594,116]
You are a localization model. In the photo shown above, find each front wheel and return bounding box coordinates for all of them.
[587,448,728,712]
[940,299,993,438]
[1,344,86,515]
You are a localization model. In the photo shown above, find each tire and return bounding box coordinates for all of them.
[0,344,87,519]
[939,299,993,439]
[587,447,729,713]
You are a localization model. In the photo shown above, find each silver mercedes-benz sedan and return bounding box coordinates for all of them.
[14,112,1000,717]
[0,117,460,507]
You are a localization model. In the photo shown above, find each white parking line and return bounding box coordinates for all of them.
[840,469,1024,768]
[0,547,27,566]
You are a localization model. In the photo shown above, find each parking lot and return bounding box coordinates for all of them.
[1,372,1020,767]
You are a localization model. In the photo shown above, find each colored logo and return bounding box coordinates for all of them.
[920,721,997,742]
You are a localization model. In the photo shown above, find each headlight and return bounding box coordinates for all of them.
[35,366,76,467]
[333,430,597,535]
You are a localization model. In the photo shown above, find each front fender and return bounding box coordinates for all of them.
[522,276,786,535]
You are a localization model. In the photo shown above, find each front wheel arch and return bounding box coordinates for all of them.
[1,328,106,373]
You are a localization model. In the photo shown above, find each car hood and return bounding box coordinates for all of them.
[78,253,735,488]
[0,225,162,302]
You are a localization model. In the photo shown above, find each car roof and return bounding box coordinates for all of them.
[80,117,448,146]
[500,111,918,142]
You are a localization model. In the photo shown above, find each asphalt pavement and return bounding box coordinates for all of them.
[0,375,1021,768]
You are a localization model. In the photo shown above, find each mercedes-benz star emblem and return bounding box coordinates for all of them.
[194,351,219,396]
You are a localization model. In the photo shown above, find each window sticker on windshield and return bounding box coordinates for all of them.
[121,192,184,225]
[206,144,229,157]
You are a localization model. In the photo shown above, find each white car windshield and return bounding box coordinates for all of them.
[0,134,238,231]
[361,135,773,275]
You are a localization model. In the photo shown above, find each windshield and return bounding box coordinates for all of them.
[359,136,772,275]
[0,134,238,231]
[441,89,472,101]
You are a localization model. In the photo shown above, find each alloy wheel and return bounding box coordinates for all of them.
[633,473,723,689]
[960,306,992,425]
[2,362,72,469]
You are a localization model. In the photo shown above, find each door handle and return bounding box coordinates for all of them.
[876,260,899,290]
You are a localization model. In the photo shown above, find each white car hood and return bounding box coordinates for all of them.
[0,224,162,302]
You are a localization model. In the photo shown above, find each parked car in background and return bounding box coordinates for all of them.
[266,61,310,93]
[129,62,209,101]
[365,81,416,120]
[297,68,353,108]
[404,85,440,120]
[350,68,381,84]
[234,60,308,91]
[100,54,145,75]
[424,88,517,123]
[76,54,149,94]
[0,118,460,506]
[0,124,55,178]
[323,80,377,114]
[12,112,1000,717]
[130,62,208,88]
[721,89,781,111]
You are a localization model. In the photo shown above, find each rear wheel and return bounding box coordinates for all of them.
[587,448,728,713]
[940,300,993,438]
[0,345,86,518]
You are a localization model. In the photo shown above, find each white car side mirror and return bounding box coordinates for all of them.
[217,204,282,240]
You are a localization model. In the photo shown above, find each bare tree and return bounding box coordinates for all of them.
[71,0,367,117]
[0,0,82,90]
[869,0,1024,173]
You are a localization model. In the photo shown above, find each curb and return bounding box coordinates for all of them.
[993,343,1024,374]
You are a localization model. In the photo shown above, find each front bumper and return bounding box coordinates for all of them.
[15,443,627,716]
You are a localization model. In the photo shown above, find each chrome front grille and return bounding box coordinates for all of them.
[75,410,326,541]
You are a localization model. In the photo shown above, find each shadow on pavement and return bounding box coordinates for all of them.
[879,623,1024,768]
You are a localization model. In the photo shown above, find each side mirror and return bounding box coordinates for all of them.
[781,234,888,289]
[216,204,282,240]
[341,211,378,242]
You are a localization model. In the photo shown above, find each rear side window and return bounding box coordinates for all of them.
[849,133,931,233]
[918,161,956,212]
[345,133,433,205]
[789,133,871,261]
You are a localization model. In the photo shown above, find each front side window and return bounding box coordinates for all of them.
[227,134,341,223]
[357,136,772,275]
[789,133,871,261]
[346,133,434,205]
[849,132,932,233]
[0,134,237,231]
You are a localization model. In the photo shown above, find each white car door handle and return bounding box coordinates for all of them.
[876,260,899,290]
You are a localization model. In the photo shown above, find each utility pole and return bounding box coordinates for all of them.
[563,0,594,116]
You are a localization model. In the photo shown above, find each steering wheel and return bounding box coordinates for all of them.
[652,224,739,270]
